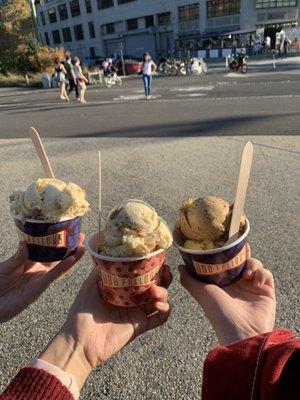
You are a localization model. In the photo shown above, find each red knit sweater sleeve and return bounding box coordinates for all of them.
[0,367,75,400]
[202,328,300,400]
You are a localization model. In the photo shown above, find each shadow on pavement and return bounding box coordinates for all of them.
[60,113,300,139]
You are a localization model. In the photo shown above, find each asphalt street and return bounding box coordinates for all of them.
[0,59,299,399]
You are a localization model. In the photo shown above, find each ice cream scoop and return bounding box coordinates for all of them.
[10,178,90,222]
[100,199,172,257]
[177,196,245,250]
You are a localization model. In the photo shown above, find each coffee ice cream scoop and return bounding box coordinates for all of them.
[10,178,90,222]
[178,196,245,250]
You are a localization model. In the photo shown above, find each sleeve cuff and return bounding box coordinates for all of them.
[28,359,80,400]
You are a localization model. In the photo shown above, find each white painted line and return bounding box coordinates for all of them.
[176,93,207,97]
[171,85,214,92]
[113,94,161,101]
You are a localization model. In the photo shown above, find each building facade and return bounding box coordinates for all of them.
[33,0,299,62]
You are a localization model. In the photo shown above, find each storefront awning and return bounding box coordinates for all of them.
[199,32,223,39]
[220,28,257,37]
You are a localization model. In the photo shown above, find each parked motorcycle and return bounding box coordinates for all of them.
[158,58,187,76]
[228,53,248,73]
[189,57,208,75]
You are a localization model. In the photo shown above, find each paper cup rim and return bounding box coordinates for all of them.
[173,218,250,255]
[87,232,167,262]
[10,212,81,224]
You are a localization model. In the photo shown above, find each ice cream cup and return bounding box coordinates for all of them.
[173,218,250,287]
[12,214,82,263]
[87,233,167,307]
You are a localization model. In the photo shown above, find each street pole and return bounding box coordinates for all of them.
[119,43,126,77]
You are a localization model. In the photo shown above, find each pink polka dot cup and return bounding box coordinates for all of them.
[87,233,167,307]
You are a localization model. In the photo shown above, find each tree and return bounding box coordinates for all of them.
[0,1,65,74]
[0,0,34,54]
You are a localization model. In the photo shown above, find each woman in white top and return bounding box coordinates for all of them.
[73,56,88,103]
[141,52,157,100]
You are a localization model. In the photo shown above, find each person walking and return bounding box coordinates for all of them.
[73,56,88,103]
[283,37,290,58]
[65,54,78,100]
[141,52,157,100]
[54,57,69,102]
[265,36,271,53]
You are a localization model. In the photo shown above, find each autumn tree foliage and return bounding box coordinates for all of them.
[0,0,65,73]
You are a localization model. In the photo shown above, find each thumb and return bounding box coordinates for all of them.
[39,245,85,291]
[0,241,28,274]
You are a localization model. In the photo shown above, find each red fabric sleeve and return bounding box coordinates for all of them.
[202,328,300,400]
[0,367,74,400]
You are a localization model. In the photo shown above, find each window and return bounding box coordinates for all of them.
[179,4,199,22]
[145,15,154,27]
[90,47,96,57]
[256,0,297,8]
[44,32,50,45]
[118,0,136,4]
[73,24,84,40]
[52,30,61,44]
[62,27,72,42]
[106,23,115,33]
[97,0,114,9]
[158,12,171,26]
[127,18,138,30]
[88,21,95,38]
[40,11,46,25]
[58,4,68,20]
[207,0,241,17]
[48,8,57,23]
[70,0,81,17]
[85,0,92,13]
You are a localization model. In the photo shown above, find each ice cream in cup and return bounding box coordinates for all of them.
[173,196,249,287]
[10,178,90,262]
[87,199,172,307]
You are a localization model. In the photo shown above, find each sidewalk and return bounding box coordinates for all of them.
[205,54,300,68]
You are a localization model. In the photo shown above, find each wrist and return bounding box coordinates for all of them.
[39,330,92,390]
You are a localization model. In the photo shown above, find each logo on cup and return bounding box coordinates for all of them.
[100,266,161,288]
[193,245,247,276]
[17,228,67,248]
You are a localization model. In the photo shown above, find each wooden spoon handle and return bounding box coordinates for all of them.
[29,127,55,179]
[228,141,253,244]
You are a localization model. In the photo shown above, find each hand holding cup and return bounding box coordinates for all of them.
[178,245,276,345]
[40,264,173,389]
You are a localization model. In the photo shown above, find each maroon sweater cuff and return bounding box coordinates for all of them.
[0,367,75,400]
[201,328,299,400]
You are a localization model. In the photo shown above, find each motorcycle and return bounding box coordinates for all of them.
[158,58,187,76]
[228,53,248,73]
[189,57,208,75]
[104,72,123,88]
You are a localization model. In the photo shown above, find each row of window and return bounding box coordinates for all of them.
[207,1,241,18]
[40,0,92,26]
[104,12,170,34]
[256,0,297,7]
[45,22,95,45]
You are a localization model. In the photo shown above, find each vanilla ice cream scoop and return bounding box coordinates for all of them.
[178,196,245,250]
[10,178,90,222]
[100,199,172,257]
